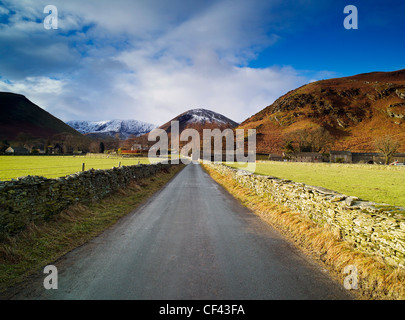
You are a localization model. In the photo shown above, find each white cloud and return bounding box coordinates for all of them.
[0,76,65,97]
[115,52,306,125]
[0,76,78,118]
[0,5,9,15]
[0,0,311,125]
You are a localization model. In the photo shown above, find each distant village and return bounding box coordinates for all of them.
[269,151,405,165]
[0,132,151,157]
[2,143,404,166]
[1,141,149,156]
[1,129,404,166]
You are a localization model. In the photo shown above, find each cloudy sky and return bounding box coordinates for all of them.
[0,0,404,125]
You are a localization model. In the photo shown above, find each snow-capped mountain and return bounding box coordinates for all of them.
[159,108,239,133]
[176,108,239,126]
[66,119,157,139]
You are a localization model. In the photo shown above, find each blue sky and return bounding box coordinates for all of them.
[0,0,404,125]
[249,1,405,77]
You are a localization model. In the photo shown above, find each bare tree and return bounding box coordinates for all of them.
[284,127,334,153]
[14,132,34,148]
[375,135,400,165]
[310,127,334,153]
[89,141,100,153]
[295,130,313,152]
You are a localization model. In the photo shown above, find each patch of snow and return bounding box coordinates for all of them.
[66,119,157,138]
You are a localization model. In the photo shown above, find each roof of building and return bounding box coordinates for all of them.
[6,146,29,153]
[291,152,323,157]
[330,150,352,155]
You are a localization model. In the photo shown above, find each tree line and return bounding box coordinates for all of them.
[282,127,402,164]
[0,132,122,154]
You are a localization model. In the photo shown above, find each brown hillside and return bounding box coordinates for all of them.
[238,69,405,154]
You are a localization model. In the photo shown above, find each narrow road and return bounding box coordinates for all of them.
[14,162,351,300]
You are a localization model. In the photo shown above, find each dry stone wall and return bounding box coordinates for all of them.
[205,162,405,268]
[0,162,175,238]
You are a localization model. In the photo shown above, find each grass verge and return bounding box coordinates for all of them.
[0,155,153,181]
[0,164,185,298]
[202,163,405,300]
[227,161,405,207]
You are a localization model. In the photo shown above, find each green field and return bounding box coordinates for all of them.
[227,161,405,207]
[0,155,157,181]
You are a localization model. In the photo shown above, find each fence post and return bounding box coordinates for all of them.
[82,163,85,172]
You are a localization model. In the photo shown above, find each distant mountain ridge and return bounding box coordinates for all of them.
[66,119,157,139]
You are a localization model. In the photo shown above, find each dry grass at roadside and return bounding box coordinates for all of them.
[0,164,185,297]
[202,163,405,300]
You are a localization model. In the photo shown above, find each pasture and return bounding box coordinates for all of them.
[227,161,405,207]
[0,155,154,181]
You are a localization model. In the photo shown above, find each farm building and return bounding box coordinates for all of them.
[330,151,352,163]
[391,153,405,163]
[331,151,405,164]
[47,144,63,154]
[5,146,29,154]
[285,152,328,162]
[351,152,385,164]
[131,144,142,151]
[274,151,405,164]
[268,153,283,161]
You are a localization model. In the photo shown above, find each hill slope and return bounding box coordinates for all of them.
[0,92,81,141]
[238,69,405,154]
[130,108,239,150]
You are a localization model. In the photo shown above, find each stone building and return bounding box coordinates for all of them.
[286,152,327,162]
[268,153,283,161]
[5,146,29,154]
[330,151,405,164]
[330,151,352,163]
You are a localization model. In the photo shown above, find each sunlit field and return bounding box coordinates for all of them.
[0,155,155,181]
[227,161,405,207]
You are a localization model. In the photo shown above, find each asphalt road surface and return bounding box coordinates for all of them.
[13,162,352,300]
